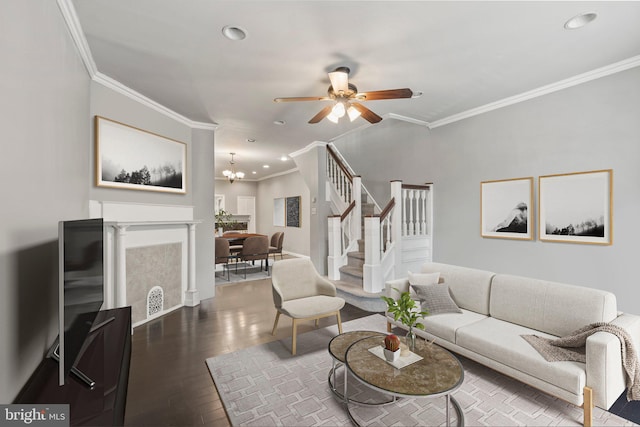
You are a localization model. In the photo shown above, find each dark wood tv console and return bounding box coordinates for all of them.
[15,307,132,426]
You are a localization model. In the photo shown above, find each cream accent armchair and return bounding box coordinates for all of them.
[271,258,345,355]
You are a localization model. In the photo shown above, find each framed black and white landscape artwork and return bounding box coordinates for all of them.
[481,177,533,240]
[95,116,187,194]
[539,169,612,245]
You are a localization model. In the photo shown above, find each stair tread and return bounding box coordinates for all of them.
[346,251,364,259]
[339,265,363,278]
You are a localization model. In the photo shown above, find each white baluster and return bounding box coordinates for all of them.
[402,189,408,236]
[408,190,415,236]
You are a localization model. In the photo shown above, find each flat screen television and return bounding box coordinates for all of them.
[57,218,105,386]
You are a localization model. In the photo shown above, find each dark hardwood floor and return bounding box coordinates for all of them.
[124,278,373,426]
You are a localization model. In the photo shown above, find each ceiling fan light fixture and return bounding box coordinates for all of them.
[331,102,346,118]
[328,67,350,94]
[327,113,339,123]
[347,105,361,122]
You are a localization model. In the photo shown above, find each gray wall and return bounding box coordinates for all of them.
[334,67,640,314]
[0,1,91,403]
[214,179,258,215]
[192,128,215,300]
[256,171,311,257]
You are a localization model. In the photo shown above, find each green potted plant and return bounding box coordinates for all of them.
[381,288,429,351]
[214,209,236,234]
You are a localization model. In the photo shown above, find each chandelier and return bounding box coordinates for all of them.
[222,152,245,183]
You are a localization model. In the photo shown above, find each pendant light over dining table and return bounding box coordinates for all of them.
[222,152,244,183]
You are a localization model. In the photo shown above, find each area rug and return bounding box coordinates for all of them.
[206,315,636,426]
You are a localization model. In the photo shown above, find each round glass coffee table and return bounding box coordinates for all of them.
[344,335,464,426]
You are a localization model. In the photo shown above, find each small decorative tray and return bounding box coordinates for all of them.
[368,345,423,369]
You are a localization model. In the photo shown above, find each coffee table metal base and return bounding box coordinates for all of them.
[328,360,396,406]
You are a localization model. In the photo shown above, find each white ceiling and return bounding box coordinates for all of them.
[70,1,640,180]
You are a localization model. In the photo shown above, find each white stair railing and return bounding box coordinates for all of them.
[401,184,431,237]
[363,197,396,293]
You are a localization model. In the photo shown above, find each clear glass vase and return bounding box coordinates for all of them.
[406,328,416,352]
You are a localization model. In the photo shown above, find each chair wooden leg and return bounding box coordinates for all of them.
[291,319,298,355]
[271,311,281,336]
[583,386,593,427]
[336,311,343,334]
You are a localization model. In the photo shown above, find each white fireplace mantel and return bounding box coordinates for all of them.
[91,201,202,326]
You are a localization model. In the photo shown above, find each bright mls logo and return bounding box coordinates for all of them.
[1,405,68,427]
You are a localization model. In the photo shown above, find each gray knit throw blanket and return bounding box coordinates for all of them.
[522,322,640,401]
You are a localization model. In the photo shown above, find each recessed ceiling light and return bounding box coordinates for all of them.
[412,91,423,98]
[263,164,270,169]
[564,12,597,30]
[280,156,288,161]
[274,120,286,126]
[252,171,257,175]
[222,25,247,40]
[247,138,256,143]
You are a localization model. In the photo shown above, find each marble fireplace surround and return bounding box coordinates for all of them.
[90,201,200,327]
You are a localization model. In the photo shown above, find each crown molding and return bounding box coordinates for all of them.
[257,167,299,181]
[57,0,217,131]
[430,55,640,129]
[94,73,217,130]
[386,113,430,128]
[289,141,328,158]
[57,0,97,76]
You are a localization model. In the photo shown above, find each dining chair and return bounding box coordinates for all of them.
[238,235,269,278]
[271,258,345,355]
[214,237,234,280]
[268,232,284,261]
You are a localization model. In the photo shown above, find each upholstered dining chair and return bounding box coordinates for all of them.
[268,232,284,261]
[238,235,269,278]
[214,237,234,281]
[270,258,345,355]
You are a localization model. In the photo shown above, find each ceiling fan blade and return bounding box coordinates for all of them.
[350,103,382,124]
[308,105,334,124]
[355,88,413,101]
[274,96,332,102]
[328,69,349,94]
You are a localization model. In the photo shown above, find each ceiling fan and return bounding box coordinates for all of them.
[273,67,413,124]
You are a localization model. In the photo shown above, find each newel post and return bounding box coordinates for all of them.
[390,180,403,279]
[352,176,362,241]
[363,216,383,293]
[327,216,342,280]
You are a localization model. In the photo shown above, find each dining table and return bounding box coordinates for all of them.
[220,232,270,271]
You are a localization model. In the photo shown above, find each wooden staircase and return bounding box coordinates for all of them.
[337,200,375,286]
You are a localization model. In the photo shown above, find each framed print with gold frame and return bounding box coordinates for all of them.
[481,177,533,240]
[539,169,612,245]
[95,116,187,194]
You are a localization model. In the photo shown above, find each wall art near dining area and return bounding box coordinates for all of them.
[539,169,612,245]
[95,116,187,194]
[286,196,301,228]
[481,177,533,240]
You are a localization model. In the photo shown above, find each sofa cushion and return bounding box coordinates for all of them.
[411,283,462,315]
[420,309,486,343]
[456,317,587,396]
[490,274,618,337]
[420,262,494,315]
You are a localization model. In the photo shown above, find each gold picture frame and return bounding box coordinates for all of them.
[538,169,612,245]
[481,177,533,240]
[95,116,187,194]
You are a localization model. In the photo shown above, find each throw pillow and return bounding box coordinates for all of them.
[410,283,462,315]
[408,271,441,286]
[408,271,441,300]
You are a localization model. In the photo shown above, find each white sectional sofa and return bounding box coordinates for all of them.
[385,262,640,426]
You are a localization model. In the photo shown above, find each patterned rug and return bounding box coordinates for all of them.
[206,315,636,426]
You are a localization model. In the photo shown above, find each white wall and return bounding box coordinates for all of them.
[256,171,311,257]
[334,67,640,314]
[0,0,91,403]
